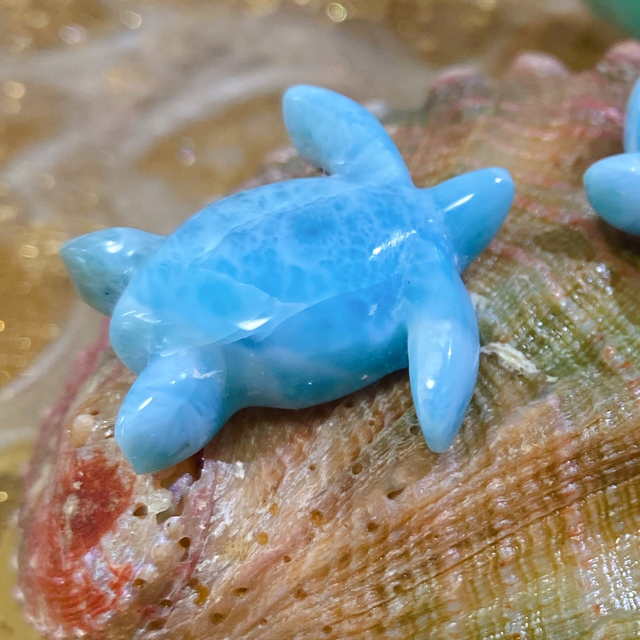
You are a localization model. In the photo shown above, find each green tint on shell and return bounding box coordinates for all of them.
[584,0,640,37]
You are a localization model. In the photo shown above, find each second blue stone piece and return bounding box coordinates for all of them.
[61,85,515,474]
[584,76,640,235]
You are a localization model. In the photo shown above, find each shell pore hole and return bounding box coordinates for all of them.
[256,531,269,545]
[132,504,148,517]
[146,620,166,631]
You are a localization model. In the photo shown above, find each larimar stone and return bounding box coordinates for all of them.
[61,85,515,473]
[584,77,640,235]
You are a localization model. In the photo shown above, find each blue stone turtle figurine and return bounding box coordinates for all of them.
[584,76,640,235]
[62,85,515,473]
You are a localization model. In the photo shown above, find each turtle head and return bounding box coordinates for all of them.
[61,227,164,316]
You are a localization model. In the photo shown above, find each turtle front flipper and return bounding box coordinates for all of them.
[582,76,640,236]
[115,345,232,474]
[584,153,640,236]
[283,85,412,185]
[431,167,515,270]
[405,263,479,453]
[60,228,164,315]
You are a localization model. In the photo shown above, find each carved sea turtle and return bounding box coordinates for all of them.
[61,85,514,473]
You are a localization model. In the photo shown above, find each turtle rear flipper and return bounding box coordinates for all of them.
[283,85,412,186]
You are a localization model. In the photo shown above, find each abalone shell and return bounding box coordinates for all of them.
[16,43,640,639]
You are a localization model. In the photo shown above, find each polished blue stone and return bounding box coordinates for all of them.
[61,85,515,474]
[584,77,640,235]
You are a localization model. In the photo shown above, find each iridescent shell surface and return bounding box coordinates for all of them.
[17,43,640,639]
